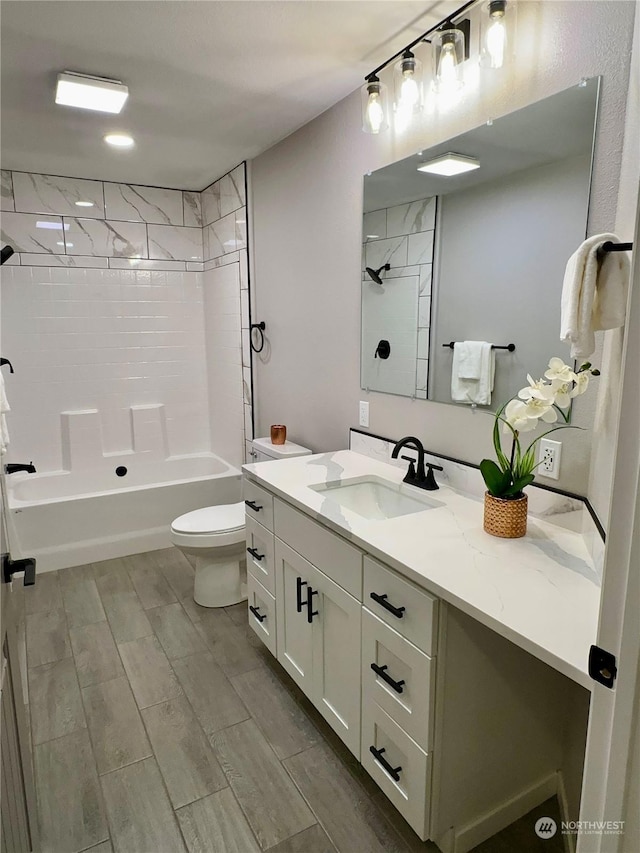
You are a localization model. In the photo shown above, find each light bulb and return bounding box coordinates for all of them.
[438,44,459,90]
[366,92,384,133]
[400,72,419,109]
[485,16,506,68]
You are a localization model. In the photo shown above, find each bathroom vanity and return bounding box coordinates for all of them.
[242,450,598,852]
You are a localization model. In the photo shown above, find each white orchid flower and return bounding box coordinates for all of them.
[518,374,556,402]
[522,396,558,423]
[545,357,576,385]
[503,399,537,433]
[551,380,573,409]
[570,371,590,397]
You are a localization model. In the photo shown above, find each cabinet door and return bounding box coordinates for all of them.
[275,540,314,696]
[310,566,362,758]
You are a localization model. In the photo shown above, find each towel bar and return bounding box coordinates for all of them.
[599,241,632,254]
[442,342,515,352]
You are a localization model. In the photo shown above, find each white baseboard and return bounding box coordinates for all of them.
[557,771,576,853]
[451,772,559,853]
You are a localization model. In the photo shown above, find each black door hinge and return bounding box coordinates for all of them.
[2,553,36,586]
[589,645,617,688]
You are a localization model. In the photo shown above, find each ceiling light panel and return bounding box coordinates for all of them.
[417,153,480,176]
[56,72,129,114]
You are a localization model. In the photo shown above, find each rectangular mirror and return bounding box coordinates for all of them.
[361,77,600,409]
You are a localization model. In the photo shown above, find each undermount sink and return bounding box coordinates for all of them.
[310,475,444,520]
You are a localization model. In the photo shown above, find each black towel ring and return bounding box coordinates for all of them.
[250,322,266,354]
[0,358,14,373]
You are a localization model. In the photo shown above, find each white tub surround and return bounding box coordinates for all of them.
[6,453,240,572]
[244,450,599,690]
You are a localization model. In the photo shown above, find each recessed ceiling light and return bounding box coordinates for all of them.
[75,201,94,208]
[104,133,135,148]
[417,152,480,177]
[56,72,128,114]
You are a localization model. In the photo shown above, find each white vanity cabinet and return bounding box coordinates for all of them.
[244,474,584,852]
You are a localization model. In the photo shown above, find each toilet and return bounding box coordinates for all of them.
[170,437,312,607]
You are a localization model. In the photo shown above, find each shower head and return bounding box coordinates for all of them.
[1,245,15,265]
[365,263,390,285]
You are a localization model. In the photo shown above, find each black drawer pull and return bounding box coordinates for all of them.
[245,500,263,512]
[249,605,266,623]
[370,592,405,619]
[307,588,319,623]
[371,663,405,694]
[369,746,402,782]
[296,577,308,613]
[247,547,265,561]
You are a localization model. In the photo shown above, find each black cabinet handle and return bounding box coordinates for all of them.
[370,663,405,694]
[249,605,266,623]
[307,588,319,623]
[296,577,308,613]
[370,592,405,619]
[245,500,263,512]
[247,547,265,561]
[369,746,402,782]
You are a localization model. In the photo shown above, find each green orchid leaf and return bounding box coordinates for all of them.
[480,459,512,497]
[504,473,535,497]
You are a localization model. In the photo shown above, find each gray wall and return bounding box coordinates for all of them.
[250,1,635,499]
[430,154,591,406]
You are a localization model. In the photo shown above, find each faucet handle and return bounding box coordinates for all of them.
[424,462,443,490]
[400,455,416,483]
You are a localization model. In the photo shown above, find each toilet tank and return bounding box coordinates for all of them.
[250,436,313,463]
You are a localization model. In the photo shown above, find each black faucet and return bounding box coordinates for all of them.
[391,437,442,491]
[4,462,36,474]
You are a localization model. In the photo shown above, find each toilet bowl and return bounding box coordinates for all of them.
[171,437,312,608]
[171,503,247,607]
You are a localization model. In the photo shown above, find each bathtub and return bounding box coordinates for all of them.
[5,453,241,573]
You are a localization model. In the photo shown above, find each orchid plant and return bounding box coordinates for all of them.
[480,357,600,500]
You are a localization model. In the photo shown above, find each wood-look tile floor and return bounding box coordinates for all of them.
[25,548,564,853]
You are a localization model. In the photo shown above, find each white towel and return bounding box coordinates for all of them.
[560,233,630,359]
[456,341,484,379]
[0,372,10,454]
[451,341,495,405]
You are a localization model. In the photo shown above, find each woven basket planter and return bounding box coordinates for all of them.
[483,492,528,539]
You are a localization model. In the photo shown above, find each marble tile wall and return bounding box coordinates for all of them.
[363,197,435,399]
[1,162,254,471]
[1,170,204,269]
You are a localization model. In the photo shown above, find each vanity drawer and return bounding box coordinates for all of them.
[243,479,274,531]
[247,573,276,656]
[362,609,434,751]
[245,515,275,594]
[361,702,431,841]
[364,557,438,655]
[274,499,362,599]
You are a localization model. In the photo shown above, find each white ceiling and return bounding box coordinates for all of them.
[1,0,457,190]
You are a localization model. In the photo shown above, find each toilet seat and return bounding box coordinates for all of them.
[170,502,245,549]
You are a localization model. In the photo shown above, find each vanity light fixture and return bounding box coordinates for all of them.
[55,72,129,114]
[394,49,423,115]
[361,74,389,134]
[480,0,512,69]
[417,152,480,176]
[104,133,135,148]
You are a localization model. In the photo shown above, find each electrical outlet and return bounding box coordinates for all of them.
[539,438,562,480]
[359,401,370,428]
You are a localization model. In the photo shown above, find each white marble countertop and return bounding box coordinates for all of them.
[243,450,601,691]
